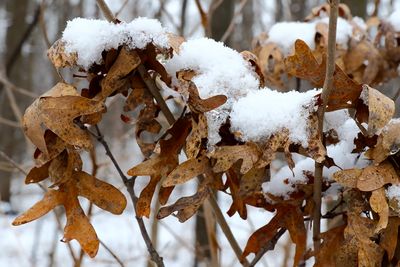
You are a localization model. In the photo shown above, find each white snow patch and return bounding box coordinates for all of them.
[165,38,260,146]
[267,17,354,54]
[267,22,317,54]
[263,117,369,198]
[388,10,400,32]
[230,88,320,147]
[386,184,400,202]
[62,17,168,69]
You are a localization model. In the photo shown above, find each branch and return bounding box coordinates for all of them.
[0,117,20,128]
[99,239,125,267]
[96,0,117,22]
[248,228,286,267]
[220,0,249,43]
[313,0,338,253]
[93,125,165,267]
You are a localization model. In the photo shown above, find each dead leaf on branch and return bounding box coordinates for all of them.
[366,119,400,164]
[187,82,227,113]
[241,204,306,267]
[369,187,389,233]
[285,39,362,111]
[379,217,400,261]
[185,113,207,159]
[314,224,346,267]
[162,155,211,187]
[23,82,79,157]
[333,161,399,191]
[209,142,261,174]
[157,182,209,222]
[13,170,126,257]
[127,117,192,217]
[47,39,77,68]
[356,85,395,136]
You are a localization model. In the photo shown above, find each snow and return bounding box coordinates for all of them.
[267,22,317,54]
[263,112,370,198]
[386,184,400,202]
[62,17,169,69]
[230,88,320,147]
[266,17,354,54]
[388,9,400,32]
[165,38,260,146]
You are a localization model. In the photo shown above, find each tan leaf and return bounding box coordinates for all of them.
[167,32,185,53]
[240,50,265,87]
[12,190,64,225]
[75,171,127,215]
[162,156,211,187]
[47,39,77,68]
[360,85,395,136]
[380,217,400,260]
[63,195,99,257]
[369,187,389,233]
[255,42,285,89]
[186,113,207,159]
[366,119,400,164]
[157,183,209,222]
[39,95,105,149]
[333,161,399,191]
[23,82,79,156]
[210,143,261,174]
[315,225,346,267]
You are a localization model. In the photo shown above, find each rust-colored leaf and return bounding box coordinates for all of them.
[315,225,346,267]
[76,171,127,215]
[25,161,50,184]
[97,47,141,100]
[187,82,227,113]
[127,117,192,217]
[285,39,362,111]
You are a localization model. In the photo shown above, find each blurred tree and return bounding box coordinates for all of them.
[342,0,368,18]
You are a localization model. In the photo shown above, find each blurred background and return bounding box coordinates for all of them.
[1,0,400,266]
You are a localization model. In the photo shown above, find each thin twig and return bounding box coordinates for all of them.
[0,73,38,98]
[313,0,338,254]
[220,0,249,43]
[248,228,286,267]
[93,125,165,267]
[116,0,129,17]
[40,0,52,48]
[0,117,20,128]
[208,193,250,266]
[99,239,125,267]
[96,0,116,22]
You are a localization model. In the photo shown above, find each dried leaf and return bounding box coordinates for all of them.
[210,143,261,174]
[333,161,399,191]
[186,114,207,159]
[25,161,50,184]
[47,39,77,68]
[23,82,79,156]
[157,183,209,222]
[127,117,192,217]
[242,204,306,267]
[315,225,346,267]
[39,95,105,149]
[380,217,400,260]
[187,82,227,113]
[369,187,389,233]
[97,47,141,100]
[359,85,395,136]
[162,156,211,187]
[285,39,362,111]
[366,119,400,164]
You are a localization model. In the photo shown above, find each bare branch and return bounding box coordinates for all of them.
[99,239,125,267]
[313,0,338,253]
[220,0,249,43]
[96,0,117,22]
[0,117,20,128]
